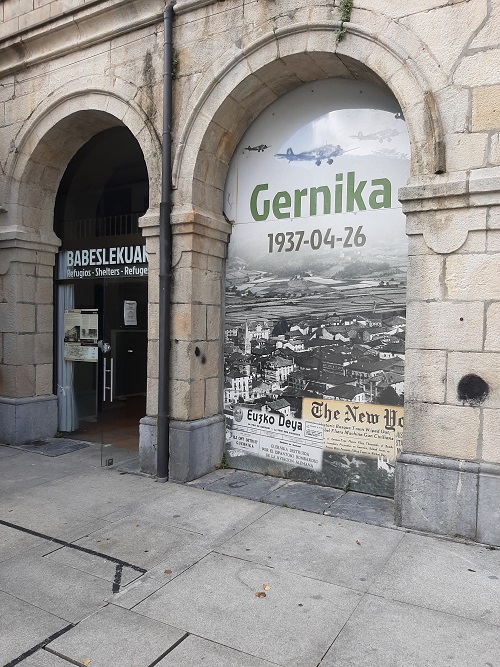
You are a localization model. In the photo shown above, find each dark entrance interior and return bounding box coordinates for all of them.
[54,126,149,456]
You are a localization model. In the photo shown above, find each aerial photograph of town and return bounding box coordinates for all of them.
[224,232,406,496]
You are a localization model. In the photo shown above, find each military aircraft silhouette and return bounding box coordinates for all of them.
[274,144,356,166]
[350,129,403,143]
[244,144,270,152]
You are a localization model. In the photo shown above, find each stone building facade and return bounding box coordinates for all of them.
[1,0,500,544]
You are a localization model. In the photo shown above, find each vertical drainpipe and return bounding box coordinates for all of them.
[157,2,174,482]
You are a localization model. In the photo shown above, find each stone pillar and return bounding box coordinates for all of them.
[138,208,160,473]
[395,169,500,545]
[138,207,230,479]
[0,232,60,444]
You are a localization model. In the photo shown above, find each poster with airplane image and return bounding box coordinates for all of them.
[223,79,409,497]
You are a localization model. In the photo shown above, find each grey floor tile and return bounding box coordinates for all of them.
[145,541,215,582]
[187,468,236,489]
[0,512,115,556]
[18,648,74,666]
[129,483,272,543]
[216,506,404,591]
[325,491,396,527]
[0,472,159,537]
[44,546,142,587]
[204,470,288,501]
[71,515,204,570]
[46,604,186,667]
[0,591,69,666]
[263,480,345,513]
[369,531,500,625]
[156,635,280,666]
[0,453,78,494]
[0,555,112,623]
[0,522,44,563]
[136,552,362,667]
[321,594,500,667]
[0,445,18,459]
[108,575,169,609]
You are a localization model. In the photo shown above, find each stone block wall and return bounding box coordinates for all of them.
[1,0,500,538]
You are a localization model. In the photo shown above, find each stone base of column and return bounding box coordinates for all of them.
[0,395,58,445]
[139,415,158,475]
[139,414,225,482]
[395,453,500,546]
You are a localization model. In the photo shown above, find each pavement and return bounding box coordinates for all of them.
[1,440,500,667]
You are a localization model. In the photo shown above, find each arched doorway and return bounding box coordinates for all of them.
[54,126,149,463]
[223,78,409,497]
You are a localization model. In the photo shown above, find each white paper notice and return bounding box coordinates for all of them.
[124,300,137,326]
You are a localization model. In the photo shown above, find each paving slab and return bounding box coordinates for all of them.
[0,514,117,559]
[45,545,143,588]
[320,594,500,667]
[107,574,169,609]
[0,590,69,666]
[127,482,272,543]
[216,506,404,592]
[262,480,345,513]
[0,445,18,459]
[135,552,362,667]
[200,469,288,501]
[144,540,215,582]
[7,439,90,457]
[46,603,186,667]
[187,468,236,489]
[0,452,79,494]
[71,515,204,570]
[156,635,280,667]
[324,490,396,527]
[0,521,45,563]
[18,648,75,666]
[369,531,500,625]
[0,471,160,537]
[0,554,112,623]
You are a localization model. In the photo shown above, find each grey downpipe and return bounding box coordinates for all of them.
[157,2,174,482]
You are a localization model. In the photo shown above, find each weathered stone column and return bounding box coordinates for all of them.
[396,168,500,545]
[138,206,231,479]
[0,231,60,444]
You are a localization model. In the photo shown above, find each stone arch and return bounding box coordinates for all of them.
[173,21,446,218]
[5,90,162,239]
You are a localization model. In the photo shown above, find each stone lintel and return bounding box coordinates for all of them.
[140,207,231,249]
[400,168,500,214]
[171,206,232,237]
[0,228,61,254]
[0,0,164,78]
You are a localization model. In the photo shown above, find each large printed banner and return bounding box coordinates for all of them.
[223,79,410,497]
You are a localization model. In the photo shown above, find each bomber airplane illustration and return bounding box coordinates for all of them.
[244,144,271,152]
[350,129,403,143]
[274,144,356,166]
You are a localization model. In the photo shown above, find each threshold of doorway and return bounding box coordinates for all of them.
[187,468,395,529]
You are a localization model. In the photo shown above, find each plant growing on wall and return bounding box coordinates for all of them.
[336,0,353,44]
